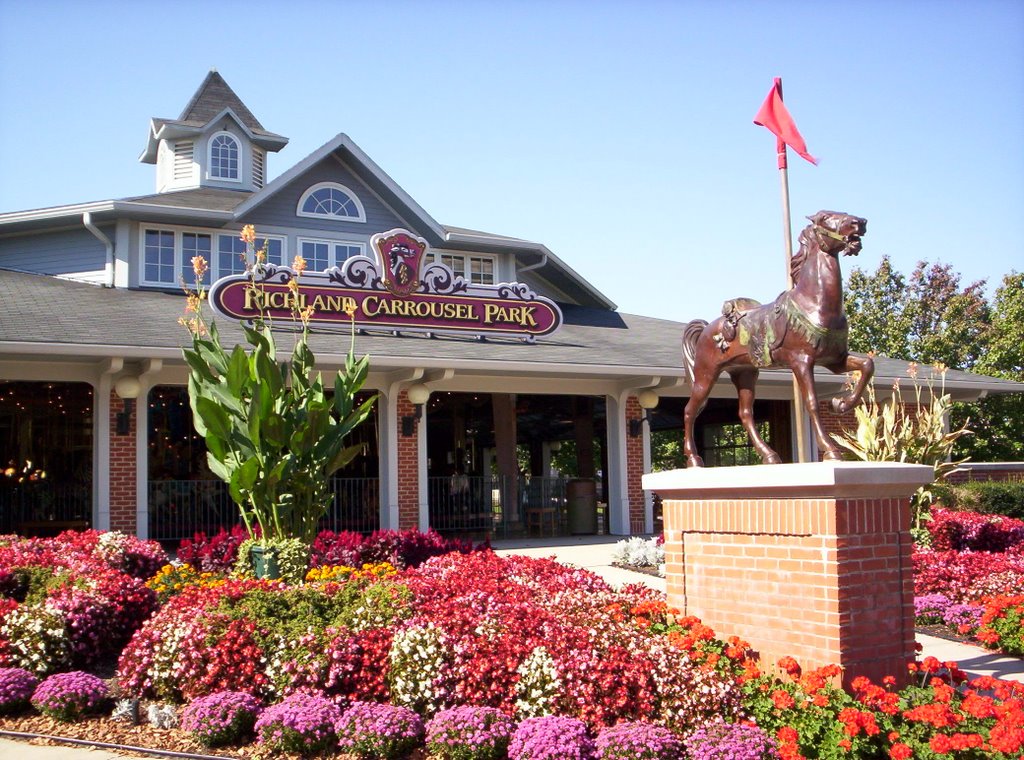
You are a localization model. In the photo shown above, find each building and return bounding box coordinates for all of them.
[2,71,1020,543]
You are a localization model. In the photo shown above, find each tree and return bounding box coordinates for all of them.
[951,272,1024,461]
[845,260,1024,462]
[845,256,989,370]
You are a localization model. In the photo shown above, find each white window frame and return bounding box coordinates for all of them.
[297,237,367,271]
[435,252,497,285]
[138,225,286,288]
[296,182,366,222]
[208,131,242,183]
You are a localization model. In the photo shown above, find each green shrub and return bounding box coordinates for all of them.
[932,481,1024,520]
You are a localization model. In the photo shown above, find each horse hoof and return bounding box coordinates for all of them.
[831,397,849,414]
[822,450,844,462]
[763,452,783,465]
[686,456,705,468]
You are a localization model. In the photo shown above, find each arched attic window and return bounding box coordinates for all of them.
[296,182,366,222]
[208,132,240,181]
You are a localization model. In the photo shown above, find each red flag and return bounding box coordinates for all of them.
[754,79,818,166]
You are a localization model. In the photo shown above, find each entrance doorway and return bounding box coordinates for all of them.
[423,392,606,538]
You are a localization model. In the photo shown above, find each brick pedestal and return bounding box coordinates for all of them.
[643,462,932,687]
[395,390,420,531]
[108,390,137,535]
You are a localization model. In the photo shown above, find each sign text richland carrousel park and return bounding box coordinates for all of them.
[209,229,563,342]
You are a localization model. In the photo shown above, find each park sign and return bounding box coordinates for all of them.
[209,229,563,342]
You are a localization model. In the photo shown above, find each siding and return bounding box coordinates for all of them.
[245,156,406,233]
[0,227,109,277]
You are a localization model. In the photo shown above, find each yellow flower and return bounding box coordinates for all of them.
[292,255,308,275]
[932,362,948,376]
[185,293,202,314]
[191,255,209,279]
[907,362,919,380]
[240,224,257,245]
[288,279,300,294]
[299,305,316,325]
[343,301,357,318]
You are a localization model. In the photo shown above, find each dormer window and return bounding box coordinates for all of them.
[209,132,240,181]
[297,182,366,222]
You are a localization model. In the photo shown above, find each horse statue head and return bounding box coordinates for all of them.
[804,210,867,257]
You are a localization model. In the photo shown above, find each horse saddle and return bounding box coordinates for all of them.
[713,296,788,367]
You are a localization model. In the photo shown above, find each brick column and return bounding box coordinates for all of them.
[108,390,137,535]
[395,390,420,531]
[643,462,932,687]
[625,395,646,534]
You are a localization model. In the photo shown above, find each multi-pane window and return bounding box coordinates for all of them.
[296,183,365,221]
[218,235,248,275]
[298,239,364,271]
[701,422,768,467]
[469,256,494,284]
[300,240,330,272]
[209,133,240,180]
[181,233,212,286]
[144,230,175,284]
[439,253,495,284]
[264,238,283,266]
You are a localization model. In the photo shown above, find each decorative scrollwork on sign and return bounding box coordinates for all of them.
[327,258,383,290]
[253,264,294,285]
[497,282,537,301]
[419,263,468,295]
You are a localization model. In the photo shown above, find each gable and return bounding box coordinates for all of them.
[242,155,407,234]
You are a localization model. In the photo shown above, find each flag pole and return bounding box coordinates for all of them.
[774,77,810,463]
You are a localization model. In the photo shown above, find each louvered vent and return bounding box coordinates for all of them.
[252,149,265,189]
[173,141,195,180]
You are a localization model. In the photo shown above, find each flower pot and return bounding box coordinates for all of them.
[250,543,281,580]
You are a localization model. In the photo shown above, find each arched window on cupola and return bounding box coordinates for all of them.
[208,132,241,181]
[297,182,366,222]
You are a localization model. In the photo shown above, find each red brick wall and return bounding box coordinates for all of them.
[396,390,420,531]
[625,396,646,534]
[108,390,137,534]
[947,466,1024,484]
[662,494,914,687]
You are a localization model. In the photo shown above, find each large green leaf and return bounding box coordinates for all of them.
[195,396,232,441]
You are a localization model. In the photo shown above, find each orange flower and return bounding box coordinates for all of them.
[240,224,256,245]
[191,255,209,280]
[771,689,796,710]
[292,255,308,274]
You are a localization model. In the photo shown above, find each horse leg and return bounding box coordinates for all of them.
[729,369,782,464]
[826,354,876,414]
[790,357,844,461]
[683,366,715,468]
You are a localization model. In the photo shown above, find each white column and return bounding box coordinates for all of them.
[93,374,113,532]
[418,407,429,533]
[605,392,631,536]
[642,423,654,534]
[378,387,400,531]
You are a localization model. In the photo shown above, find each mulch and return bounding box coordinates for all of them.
[0,714,428,759]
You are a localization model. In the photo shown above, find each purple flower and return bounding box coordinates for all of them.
[686,718,779,760]
[426,705,516,759]
[0,667,38,714]
[181,690,263,747]
[336,700,425,759]
[509,716,596,760]
[254,691,342,756]
[31,671,108,722]
[596,721,683,759]
[943,603,984,632]
[915,593,953,624]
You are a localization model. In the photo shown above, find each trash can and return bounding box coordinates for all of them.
[567,478,598,534]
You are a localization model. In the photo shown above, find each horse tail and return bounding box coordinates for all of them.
[682,319,708,382]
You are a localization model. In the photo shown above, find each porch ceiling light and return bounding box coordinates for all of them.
[402,384,431,437]
[630,390,660,437]
[114,376,141,436]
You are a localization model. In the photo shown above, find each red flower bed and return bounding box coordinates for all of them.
[926,507,1024,552]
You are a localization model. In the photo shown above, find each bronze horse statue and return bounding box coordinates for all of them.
[681,210,873,467]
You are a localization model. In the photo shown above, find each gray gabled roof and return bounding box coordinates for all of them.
[2,269,1022,401]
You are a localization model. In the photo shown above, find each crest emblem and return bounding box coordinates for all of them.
[371,229,428,296]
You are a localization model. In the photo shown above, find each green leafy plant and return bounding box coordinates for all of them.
[831,363,971,536]
[180,226,376,549]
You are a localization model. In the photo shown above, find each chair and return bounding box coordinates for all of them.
[526,505,558,537]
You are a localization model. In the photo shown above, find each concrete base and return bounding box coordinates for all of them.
[643,461,933,687]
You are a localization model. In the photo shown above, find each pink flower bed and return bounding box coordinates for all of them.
[0,531,163,673]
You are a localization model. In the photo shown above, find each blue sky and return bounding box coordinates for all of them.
[1,0,1021,322]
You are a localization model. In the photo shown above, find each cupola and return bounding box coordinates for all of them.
[138,69,288,194]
